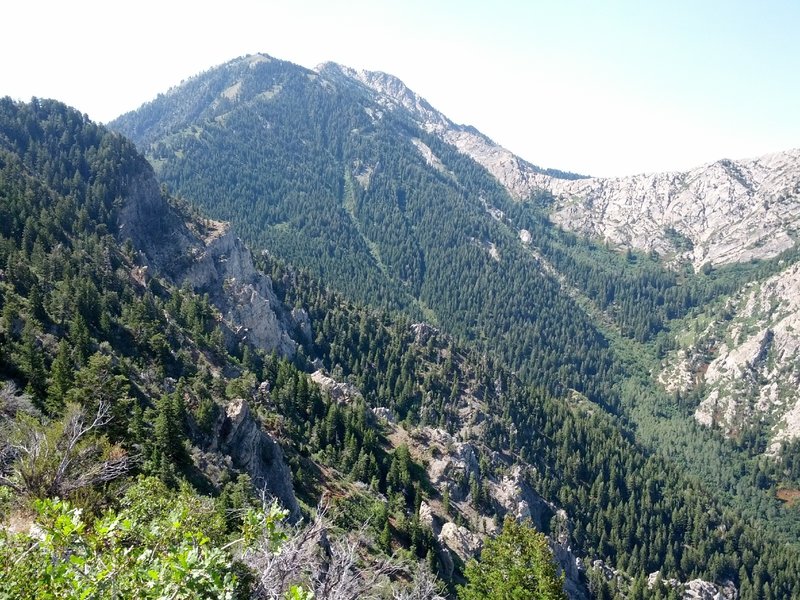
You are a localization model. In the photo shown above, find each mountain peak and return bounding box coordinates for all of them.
[316,62,449,130]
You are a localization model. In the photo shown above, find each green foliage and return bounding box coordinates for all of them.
[458,517,567,600]
[0,488,237,599]
[286,586,315,600]
[5,94,800,598]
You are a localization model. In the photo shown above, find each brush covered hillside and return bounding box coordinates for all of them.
[111,52,800,541]
[3,100,800,598]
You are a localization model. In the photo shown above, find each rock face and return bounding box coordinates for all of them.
[661,262,800,452]
[489,465,553,530]
[550,543,588,600]
[408,426,589,599]
[419,427,479,501]
[437,522,482,563]
[117,169,301,356]
[213,398,300,519]
[543,152,800,269]
[330,62,800,270]
[181,227,299,356]
[410,322,439,345]
[647,572,737,600]
[309,370,363,403]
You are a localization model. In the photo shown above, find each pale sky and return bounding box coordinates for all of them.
[3,0,799,177]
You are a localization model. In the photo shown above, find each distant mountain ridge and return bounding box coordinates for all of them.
[114,53,800,273]
[333,61,800,269]
[317,62,588,183]
[543,149,800,269]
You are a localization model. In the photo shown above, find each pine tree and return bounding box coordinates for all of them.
[19,318,47,405]
[69,313,90,365]
[458,517,567,600]
[46,339,73,414]
[380,519,392,554]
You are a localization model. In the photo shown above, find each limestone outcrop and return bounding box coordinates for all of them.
[310,370,363,404]
[489,465,553,530]
[543,151,800,269]
[180,228,298,356]
[211,398,300,519]
[117,170,302,357]
[661,262,800,452]
[437,522,482,563]
[647,572,738,600]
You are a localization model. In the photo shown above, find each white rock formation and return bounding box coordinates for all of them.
[310,370,363,403]
[410,322,438,345]
[184,228,299,356]
[371,406,396,424]
[661,262,800,452]
[437,522,482,563]
[489,465,553,529]
[420,427,479,499]
[543,152,800,269]
[418,500,437,533]
[647,572,737,600]
[117,169,302,357]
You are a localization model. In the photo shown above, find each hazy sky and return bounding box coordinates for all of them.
[3,0,798,177]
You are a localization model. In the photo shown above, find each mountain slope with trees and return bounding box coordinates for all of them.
[111,51,800,535]
[5,98,800,597]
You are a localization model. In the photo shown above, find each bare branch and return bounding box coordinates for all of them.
[0,381,39,420]
[241,498,423,600]
[392,563,447,600]
[61,455,131,494]
[0,401,128,499]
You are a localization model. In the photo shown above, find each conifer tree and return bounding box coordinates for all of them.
[46,339,72,414]
[458,517,567,600]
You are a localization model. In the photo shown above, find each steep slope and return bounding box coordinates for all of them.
[110,53,624,407]
[544,151,800,269]
[340,63,800,270]
[660,261,800,453]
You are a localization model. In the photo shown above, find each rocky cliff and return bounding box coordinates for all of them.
[543,151,800,269]
[114,163,303,514]
[214,397,300,519]
[117,168,301,356]
[660,262,800,452]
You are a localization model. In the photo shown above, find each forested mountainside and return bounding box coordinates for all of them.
[4,99,800,598]
[111,50,800,537]
[111,53,623,404]
[321,57,800,517]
